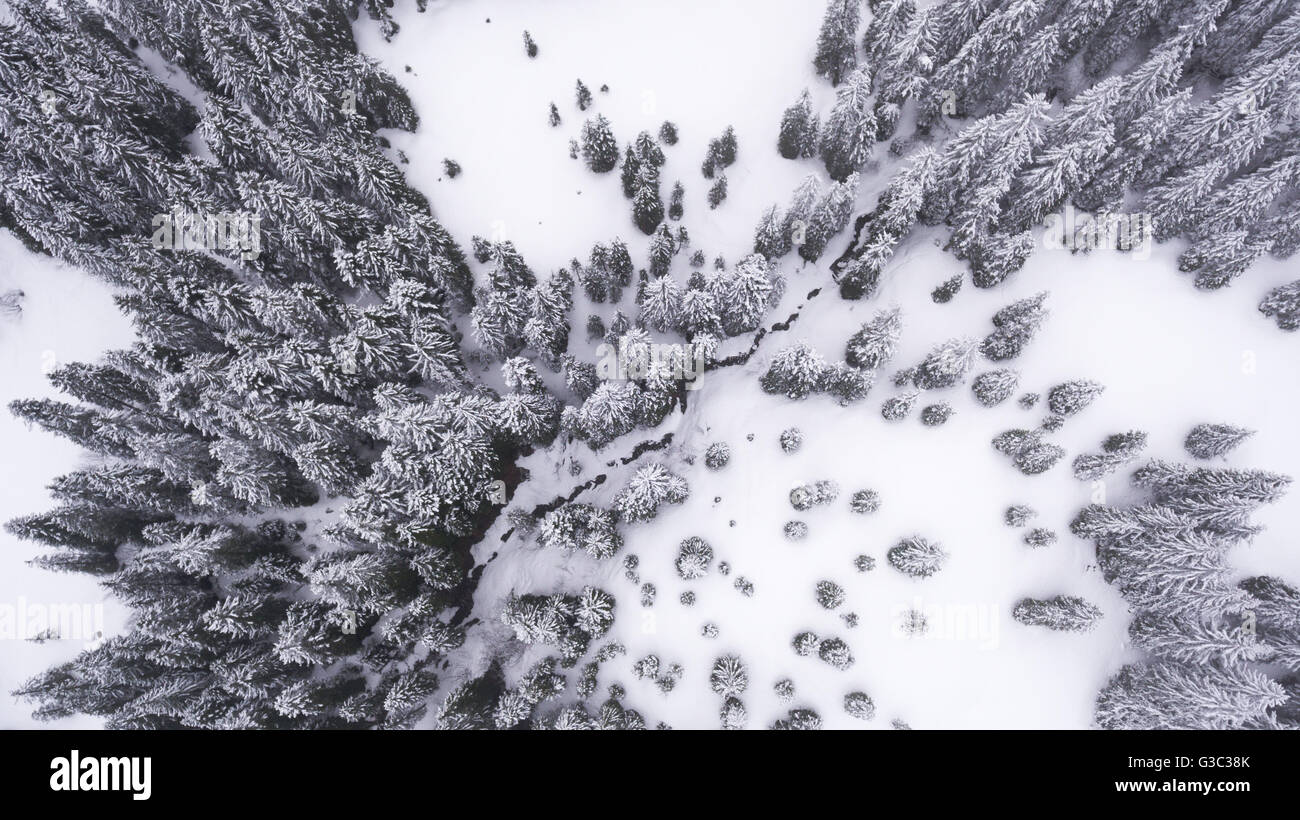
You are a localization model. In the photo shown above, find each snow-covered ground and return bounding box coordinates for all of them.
[0,233,133,728]
[360,0,1300,728]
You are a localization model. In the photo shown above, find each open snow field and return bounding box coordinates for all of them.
[360,0,1300,728]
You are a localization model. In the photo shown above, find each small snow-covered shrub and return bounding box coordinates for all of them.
[1184,423,1254,460]
[674,536,714,580]
[844,691,876,720]
[1012,596,1103,632]
[790,479,839,511]
[841,612,859,628]
[537,504,622,559]
[771,708,822,730]
[780,427,803,453]
[720,697,747,729]
[817,637,854,670]
[1004,505,1036,527]
[704,442,731,470]
[971,369,1019,407]
[1048,380,1105,417]
[1072,430,1147,480]
[784,520,809,540]
[920,403,954,426]
[888,536,948,578]
[1018,392,1040,410]
[633,655,660,680]
[679,591,696,606]
[613,463,688,523]
[774,679,795,702]
[1023,528,1057,548]
[815,580,845,610]
[710,655,749,697]
[1014,442,1066,475]
[792,631,819,656]
[701,623,719,638]
[931,274,963,303]
[639,583,656,607]
[849,489,880,514]
[853,554,876,572]
[734,576,755,597]
[911,337,978,390]
[898,609,929,636]
[881,391,918,421]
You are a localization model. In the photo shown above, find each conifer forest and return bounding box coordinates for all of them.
[2,0,1300,735]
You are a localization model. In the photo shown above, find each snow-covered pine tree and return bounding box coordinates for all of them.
[980,291,1049,360]
[820,68,876,181]
[887,536,948,578]
[814,0,862,85]
[778,89,821,159]
[844,306,902,370]
[800,173,860,262]
[1185,423,1255,460]
[760,342,829,400]
[581,115,619,173]
[1013,596,1104,631]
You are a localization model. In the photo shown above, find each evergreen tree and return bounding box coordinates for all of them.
[980,292,1049,360]
[820,68,876,181]
[778,89,820,159]
[581,115,618,173]
[912,337,978,390]
[887,536,948,577]
[761,342,829,400]
[845,307,902,370]
[814,0,862,86]
[1013,596,1104,631]
[1185,423,1255,460]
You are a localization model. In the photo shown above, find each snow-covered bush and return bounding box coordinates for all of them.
[1023,528,1057,548]
[613,463,688,523]
[815,580,845,609]
[792,631,819,656]
[1004,505,1036,527]
[784,520,809,540]
[881,390,918,421]
[912,337,978,390]
[709,655,749,697]
[674,536,714,580]
[887,536,948,578]
[844,691,875,720]
[1048,380,1105,417]
[705,441,731,470]
[845,307,902,370]
[971,369,1019,407]
[790,479,839,511]
[537,504,622,559]
[920,403,954,426]
[1184,424,1253,460]
[1013,596,1103,632]
[817,636,854,670]
[849,489,881,514]
[780,427,804,453]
